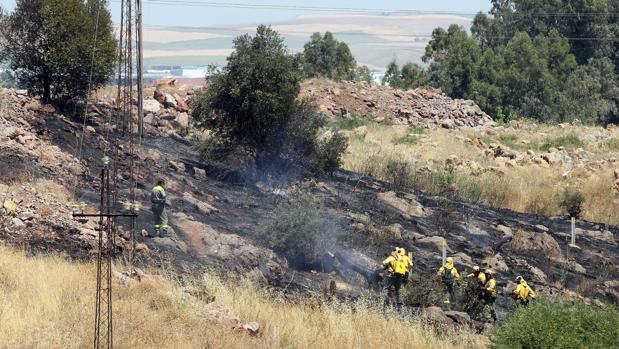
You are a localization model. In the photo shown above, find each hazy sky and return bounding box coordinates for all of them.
[0,0,492,27]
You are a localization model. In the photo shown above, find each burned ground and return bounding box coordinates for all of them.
[1,89,618,323]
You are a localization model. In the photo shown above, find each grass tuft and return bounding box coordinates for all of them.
[393,134,418,145]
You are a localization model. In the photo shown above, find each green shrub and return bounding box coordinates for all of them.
[427,165,458,198]
[311,132,348,175]
[600,137,619,152]
[540,134,584,151]
[393,134,418,145]
[195,135,224,164]
[497,134,519,148]
[327,112,368,130]
[407,126,426,135]
[384,160,414,190]
[257,194,334,268]
[556,188,585,218]
[492,300,619,349]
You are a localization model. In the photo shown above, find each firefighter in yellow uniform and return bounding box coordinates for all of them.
[482,269,497,322]
[151,179,168,237]
[398,247,414,286]
[437,257,461,305]
[466,265,487,288]
[513,276,537,306]
[382,247,408,306]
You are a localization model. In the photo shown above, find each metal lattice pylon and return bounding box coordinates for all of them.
[72,0,144,347]
[93,166,114,349]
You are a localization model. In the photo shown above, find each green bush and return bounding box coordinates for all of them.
[195,134,224,164]
[540,134,584,151]
[556,188,585,219]
[257,194,334,268]
[326,112,368,130]
[601,137,619,152]
[311,132,348,175]
[497,134,519,148]
[407,126,426,135]
[384,160,414,190]
[492,300,619,349]
[393,134,418,145]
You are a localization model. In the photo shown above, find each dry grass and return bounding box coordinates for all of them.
[340,121,619,225]
[0,245,487,349]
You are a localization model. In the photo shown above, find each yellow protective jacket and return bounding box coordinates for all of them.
[466,271,487,286]
[513,280,537,300]
[400,253,413,273]
[382,253,398,275]
[437,261,461,283]
[484,278,497,297]
[151,185,166,209]
[400,250,413,273]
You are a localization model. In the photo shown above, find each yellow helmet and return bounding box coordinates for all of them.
[472,265,480,272]
[516,275,524,282]
[485,269,494,275]
[446,257,454,263]
[399,248,406,255]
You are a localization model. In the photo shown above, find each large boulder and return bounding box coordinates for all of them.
[173,112,190,129]
[143,99,162,114]
[482,253,509,273]
[377,191,428,219]
[182,192,218,215]
[541,150,571,166]
[416,236,447,251]
[506,230,563,261]
[173,93,190,112]
[171,212,284,278]
[154,89,178,109]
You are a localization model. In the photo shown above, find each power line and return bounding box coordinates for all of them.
[138,24,619,42]
[112,0,617,17]
[106,0,619,42]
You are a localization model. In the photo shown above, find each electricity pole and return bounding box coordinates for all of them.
[136,0,144,139]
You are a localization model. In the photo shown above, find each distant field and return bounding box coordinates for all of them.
[141,13,471,69]
[144,55,228,67]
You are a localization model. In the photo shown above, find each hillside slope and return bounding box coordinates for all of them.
[1,86,618,342]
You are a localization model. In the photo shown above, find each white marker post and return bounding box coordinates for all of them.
[442,240,447,265]
[569,216,578,248]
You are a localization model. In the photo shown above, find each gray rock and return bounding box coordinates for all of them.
[444,311,471,326]
[377,191,428,219]
[11,217,26,228]
[173,112,189,129]
[143,99,162,114]
[441,119,455,129]
[152,237,188,253]
[169,160,186,173]
[18,211,36,221]
[193,167,207,179]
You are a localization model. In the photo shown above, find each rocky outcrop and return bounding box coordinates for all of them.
[506,230,563,261]
[377,191,429,219]
[301,79,495,129]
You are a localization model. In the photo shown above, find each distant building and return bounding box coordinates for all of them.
[373,72,385,85]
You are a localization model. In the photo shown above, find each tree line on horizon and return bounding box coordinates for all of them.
[386,0,619,124]
[1,0,618,125]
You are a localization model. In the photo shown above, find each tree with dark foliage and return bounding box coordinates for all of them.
[192,26,347,176]
[2,0,116,102]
